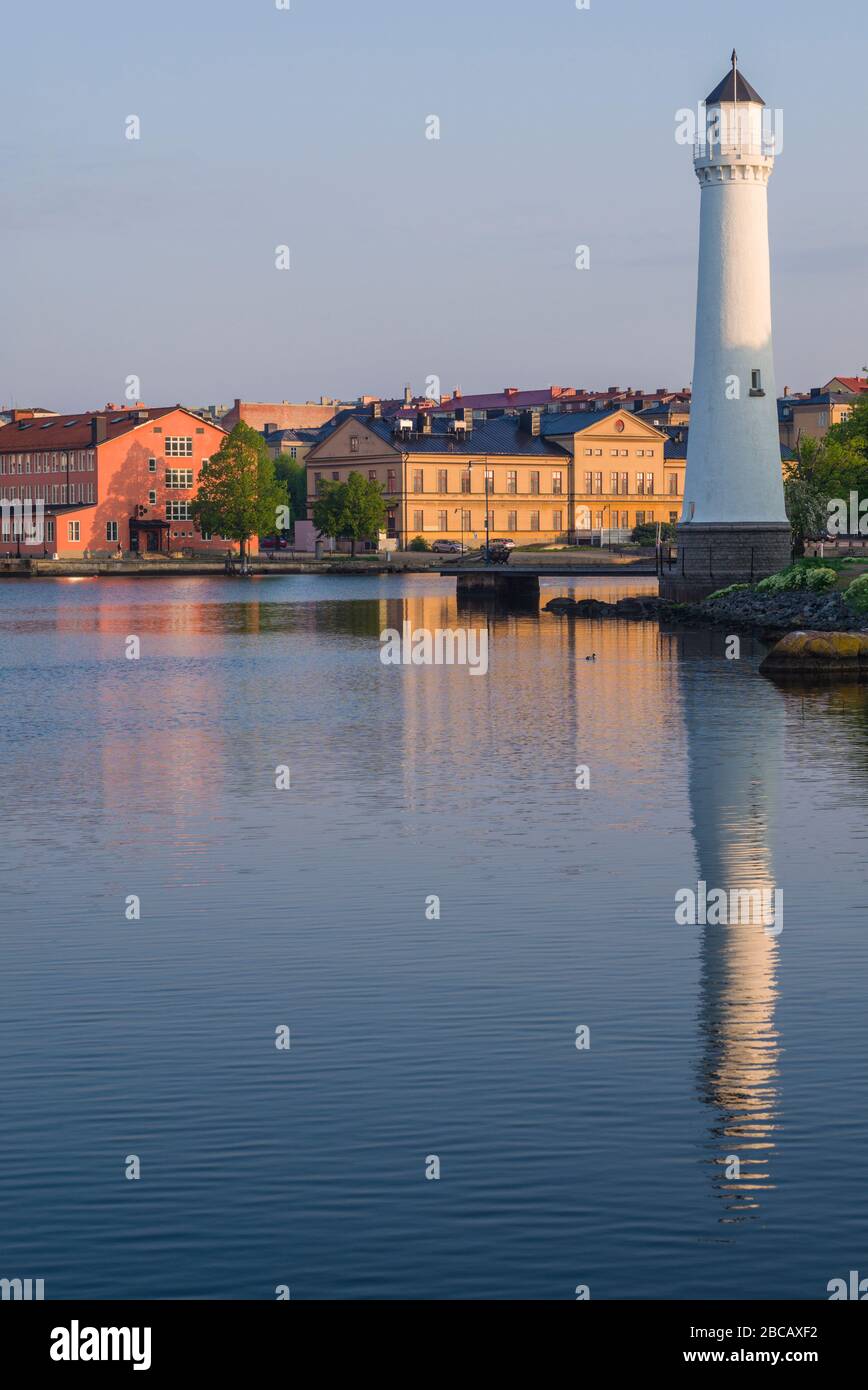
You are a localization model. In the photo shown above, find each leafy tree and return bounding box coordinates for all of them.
[339,472,387,555]
[311,479,345,545]
[783,474,827,555]
[311,472,386,555]
[408,535,430,551]
[191,422,287,572]
[273,455,308,531]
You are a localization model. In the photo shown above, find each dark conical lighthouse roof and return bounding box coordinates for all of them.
[706,51,764,105]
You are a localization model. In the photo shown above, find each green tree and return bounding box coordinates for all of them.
[339,471,386,555]
[311,472,386,555]
[783,474,827,555]
[191,421,287,572]
[311,479,345,546]
[273,455,308,531]
[784,425,868,546]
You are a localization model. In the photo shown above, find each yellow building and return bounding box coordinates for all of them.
[305,406,683,546]
[778,390,857,449]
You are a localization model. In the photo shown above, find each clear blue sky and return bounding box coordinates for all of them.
[1,0,866,411]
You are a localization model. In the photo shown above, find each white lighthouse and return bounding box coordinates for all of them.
[669,54,791,597]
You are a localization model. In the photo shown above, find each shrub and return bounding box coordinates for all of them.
[630,522,678,545]
[756,565,837,594]
[844,574,868,614]
[802,566,838,592]
[407,535,430,551]
[704,583,752,602]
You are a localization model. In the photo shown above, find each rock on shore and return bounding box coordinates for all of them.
[544,588,868,637]
[759,630,868,679]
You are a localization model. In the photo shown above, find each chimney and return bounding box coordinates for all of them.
[136,408,149,423]
[417,410,432,434]
[371,401,382,419]
[463,407,474,432]
[783,386,789,397]
[91,415,108,445]
[454,387,462,400]
[404,385,412,406]
[520,409,542,437]
[264,422,278,434]
[504,387,519,398]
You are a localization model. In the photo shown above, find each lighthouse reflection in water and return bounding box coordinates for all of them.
[679,628,783,1221]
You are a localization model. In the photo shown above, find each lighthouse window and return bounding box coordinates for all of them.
[750,370,765,397]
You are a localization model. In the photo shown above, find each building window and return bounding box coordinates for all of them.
[438,469,448,492]
[387,469,396,494]
[668,474,679,495]
[148,490,157,505]
[47,519,55,542]
[636,473,645,495]
[635,510,646,525]
[751,369,762,391]
[314,473,322,493]
[166,500,191,521]
[530,511,540,531]
[553,510,563,531]
[485,469,494,490]
[530,471,540,495]
[584,471,593,493]
[506,470,517,494]
[165,437,193,457]
[148,457,157,472]
[369,469,378,482]
[645,472,655,494]
[413,469,424,493]
[507,511,517,531]
[620,511,629,528]
[166,469,193,489]
[413,510,424,531]
[438,510,448,531]
[669,511,678,524]
[594,472,602,495]
[461,470,471,494]
[332,472,340,482]
[552,470,563,495]
[350,435,360,453]
[461,509,471,531]
[68,521,80,541]
[106,521,118,542]
[486,509,494,529]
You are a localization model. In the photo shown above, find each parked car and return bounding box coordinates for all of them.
[260,535,289,551]
[431,539,466,554]
[489,537,516,550]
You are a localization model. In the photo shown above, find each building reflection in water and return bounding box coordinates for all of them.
[674,627,784,1221]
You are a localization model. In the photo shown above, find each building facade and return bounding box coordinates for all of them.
[305,407,682,547]
[778,388,858,449]
[0,405,246,558]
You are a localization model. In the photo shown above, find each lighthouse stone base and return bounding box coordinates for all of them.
[659,523,792,603]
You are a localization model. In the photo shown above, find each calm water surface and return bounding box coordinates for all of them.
[1,573,867,1299]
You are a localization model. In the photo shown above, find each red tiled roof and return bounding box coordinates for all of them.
[832,377,868,394]
[0,406,187,451]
